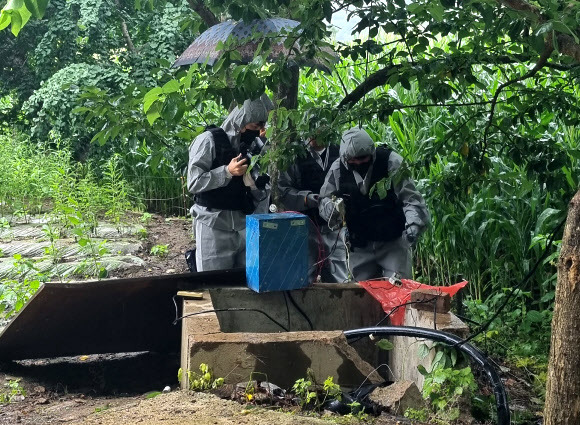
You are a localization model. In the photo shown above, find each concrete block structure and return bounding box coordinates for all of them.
[180,284,468,393]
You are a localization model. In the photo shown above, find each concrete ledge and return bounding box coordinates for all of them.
[209,284,385,333]
[186,331,383,389]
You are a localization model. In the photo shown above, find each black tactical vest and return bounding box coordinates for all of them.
[194,128,254,214]
[297,145,339,224]
[338,147,406,247]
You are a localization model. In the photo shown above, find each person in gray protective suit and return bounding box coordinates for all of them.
[318,127,430,280]
[278,131,349,283]
[187,94,274,271]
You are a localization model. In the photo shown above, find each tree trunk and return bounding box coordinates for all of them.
[269,65,299,210]
[544,188,580,424]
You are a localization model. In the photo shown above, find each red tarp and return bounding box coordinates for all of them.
[359,279,468,325]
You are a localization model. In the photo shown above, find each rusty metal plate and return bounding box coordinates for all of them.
[0,269,245,360]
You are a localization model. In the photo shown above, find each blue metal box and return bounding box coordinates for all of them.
[246,213,309,293]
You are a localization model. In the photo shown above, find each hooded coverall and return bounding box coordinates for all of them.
[318,127,430,280]
[279,143,349,283]
[187,95,273,271]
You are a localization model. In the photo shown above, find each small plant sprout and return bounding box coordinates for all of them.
[140,212,152,224]
[136,227,148,239]
[150,244,169,257]
[0,379,26,404]
[178,364,224,391]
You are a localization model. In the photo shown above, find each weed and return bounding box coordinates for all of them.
[140,212,153,225]
[346,401,368,421]
[416,343,477,423]
[178,364,224,391]
[94,404,110,413]
[291,373,343,412]
[0,218,9,229]
[136,227,148,239]
[103,154,132,231]
[404,407,429,422]
[0,379,26,404]
[292,378,317,409]
[0,254,45,319]
[150,244,169,257]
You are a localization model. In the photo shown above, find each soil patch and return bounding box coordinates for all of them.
[112,214,193,279]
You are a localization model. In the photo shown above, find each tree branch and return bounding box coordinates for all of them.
[187,0,219,27]
[480,39,554,160]
[337,64,400,109]
[114,0,135,53]
[497,0,580,61]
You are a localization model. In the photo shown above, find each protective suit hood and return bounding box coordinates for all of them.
[221,94,274,148]
[339,127,376,169]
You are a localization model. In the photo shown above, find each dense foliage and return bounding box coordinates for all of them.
[2,0,580,421]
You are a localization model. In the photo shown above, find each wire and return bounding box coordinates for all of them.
[282,291,291,330]
[349,296,438,345]
[454,216,566,348]
[285,291,314,331]
[433,297,438,331]
[172,308,289,332]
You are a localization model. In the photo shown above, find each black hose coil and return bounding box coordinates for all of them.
[343,326,509,425]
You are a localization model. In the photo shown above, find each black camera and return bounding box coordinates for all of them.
[239,136,270,190]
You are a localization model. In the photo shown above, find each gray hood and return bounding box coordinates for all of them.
[339,127,376,168]
[221,94,274,147]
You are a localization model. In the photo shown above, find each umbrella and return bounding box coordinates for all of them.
[173,17,336,71]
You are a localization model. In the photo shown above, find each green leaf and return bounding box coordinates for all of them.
[429,2,445,22]
[229,50,242,62]
[450,349,458,367]
[161,80,180,95]
[146,103,161,126]
[399,75,411,90]
[431,350,445,370]
[9,10,22,36]
[143,87,163,113]
[376,339,394,351]
[417,364,428,376]
[23,0,48,19]
[418,343,430,359]
[145,391,161,399]
[526,310,543,323]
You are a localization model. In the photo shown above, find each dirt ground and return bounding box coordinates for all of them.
[113,213,193,278]
[0,362,406,425]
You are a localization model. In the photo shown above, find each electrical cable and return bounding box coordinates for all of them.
[172,308,289,332]
[348,296,438,345]
[282,291,291,330]
[433,297,438,331]
[285,291,314,330]
[454,216,565,348]
[343,326,510,425]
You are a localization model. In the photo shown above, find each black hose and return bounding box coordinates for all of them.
[343,326,509,425]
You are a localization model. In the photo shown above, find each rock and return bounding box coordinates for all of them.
[165,269,176,274]
[36,397,49,405]
[368,380,423,415]
[33,385,46,393]
[163,386,171,393]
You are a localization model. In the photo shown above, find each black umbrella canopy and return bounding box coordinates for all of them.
[173,17,336,71]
